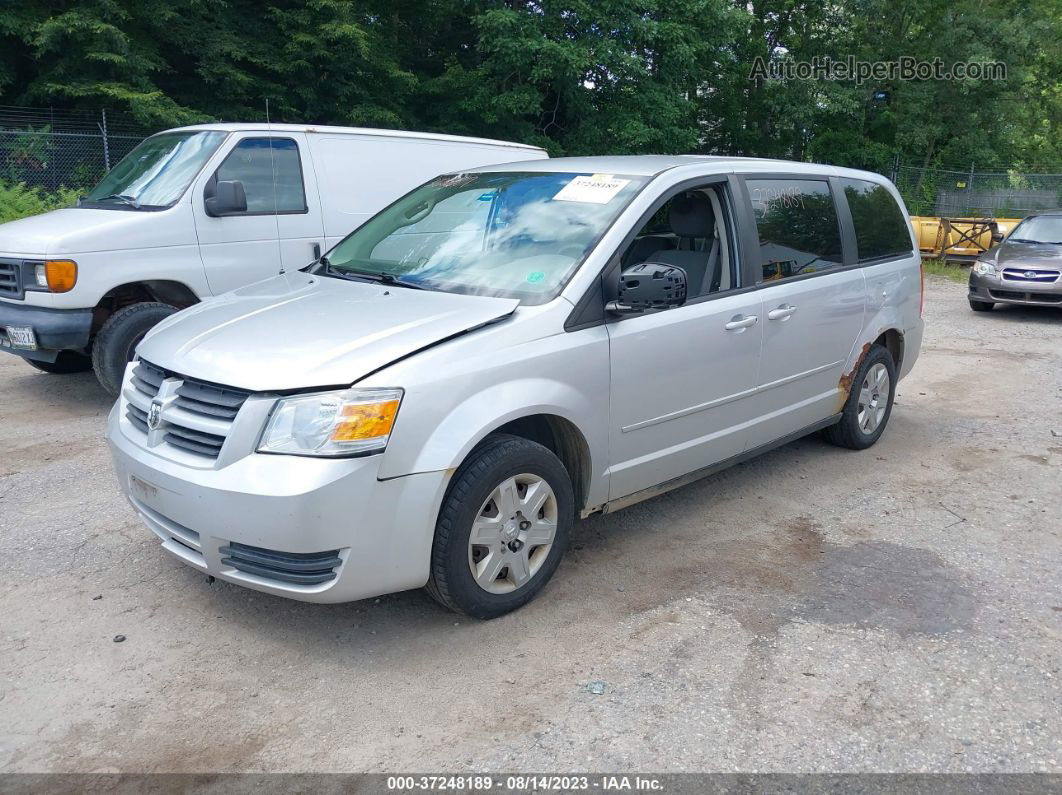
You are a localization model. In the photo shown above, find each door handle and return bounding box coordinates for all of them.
[312,242,322,260]
[767,304,797,321]
[724,314,759,331]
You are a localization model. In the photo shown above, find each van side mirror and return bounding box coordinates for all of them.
[606,263,687,314]
[205,180,247,216]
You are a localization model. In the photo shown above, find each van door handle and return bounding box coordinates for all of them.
[767,304,797,321]
[311,242,322,260]
[724,314,759,331]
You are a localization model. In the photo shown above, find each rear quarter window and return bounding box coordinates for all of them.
[842,179,913,261]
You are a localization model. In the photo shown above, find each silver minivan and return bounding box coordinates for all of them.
[106,156,924,618]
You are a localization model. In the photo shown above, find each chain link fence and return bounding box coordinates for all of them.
[0,106,155,192]
[894,164,1062,218]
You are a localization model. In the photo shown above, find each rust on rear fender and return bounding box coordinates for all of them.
[837,341,872,411]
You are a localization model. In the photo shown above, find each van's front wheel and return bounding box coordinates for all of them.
[92,302,177,397]
[426,434,573,619]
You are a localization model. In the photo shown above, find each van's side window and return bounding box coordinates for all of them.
[841,179,913,261]
[620,185,734,298]
[746,179,842,282]
[214,137,307,214]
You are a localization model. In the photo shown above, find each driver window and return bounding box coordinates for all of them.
[621,185,733,297]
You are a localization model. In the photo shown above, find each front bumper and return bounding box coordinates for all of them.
[106,399,450,603]
[969,271,1062,308]
[0,301,93,361]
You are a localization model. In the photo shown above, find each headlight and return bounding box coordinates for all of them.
[33,260,78,292]
[258,388,402,457]
[972,260,996,277]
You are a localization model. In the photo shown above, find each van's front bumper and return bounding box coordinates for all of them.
[106,401,449,603]
[0,301,93,361]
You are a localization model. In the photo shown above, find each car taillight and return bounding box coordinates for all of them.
[919,261,925,317]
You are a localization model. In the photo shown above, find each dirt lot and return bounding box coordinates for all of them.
[0,277,1059,773]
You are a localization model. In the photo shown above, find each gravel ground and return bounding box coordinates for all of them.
[0,276,1059,774]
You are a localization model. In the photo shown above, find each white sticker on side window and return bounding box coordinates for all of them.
[553,174,631,204]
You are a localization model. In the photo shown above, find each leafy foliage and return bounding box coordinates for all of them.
[0,0,1058,170]
[0,180,80,223]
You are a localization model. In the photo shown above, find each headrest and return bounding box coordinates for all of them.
[626,235,674,264]
[669,193,715,238]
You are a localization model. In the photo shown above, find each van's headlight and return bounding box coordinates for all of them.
[973,259,997,276]
[258,388,403,457]
[32,260,78,292]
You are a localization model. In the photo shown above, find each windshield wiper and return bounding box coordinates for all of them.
[92,193,141,209]
[319,264,426,290]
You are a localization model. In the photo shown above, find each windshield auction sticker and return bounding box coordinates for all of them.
[553,174,631,204]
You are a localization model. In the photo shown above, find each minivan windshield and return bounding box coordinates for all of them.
[322,171,647,303]
[1008,215,1062,244]
[80,131,226,209]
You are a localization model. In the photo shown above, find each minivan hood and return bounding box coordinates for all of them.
[137,272,519,391]
[0,207,186,256]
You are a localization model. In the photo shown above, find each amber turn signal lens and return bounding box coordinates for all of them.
[45,260,78,293]
[330,398,401,442]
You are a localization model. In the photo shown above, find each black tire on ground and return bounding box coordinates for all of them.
[25,351,92,374]
[91,302,177,397]
[823,344,897,451]
[425,433,574,619]
[969,299,994,312]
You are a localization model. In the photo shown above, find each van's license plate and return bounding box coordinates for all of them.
[5,326,37,350]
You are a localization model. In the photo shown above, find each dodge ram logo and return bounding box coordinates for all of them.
[147,400,163,430]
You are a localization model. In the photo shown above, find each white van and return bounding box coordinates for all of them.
[0,123,546,393]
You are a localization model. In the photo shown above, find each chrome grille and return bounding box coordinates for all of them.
[0,259,20,297]
[125,359,251,460]
[1001,268,1060,283]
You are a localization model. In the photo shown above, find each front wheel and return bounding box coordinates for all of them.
[823,344,897,450]
[426,434,574,619]
[91,302,176,397]
[26,351,92,374]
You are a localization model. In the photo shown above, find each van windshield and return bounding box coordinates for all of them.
[322,171,647,303]
[80,131,226,210]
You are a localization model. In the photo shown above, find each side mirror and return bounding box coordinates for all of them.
[606,263,687,314]
[205,180,247,216]
[991,231,1004,243]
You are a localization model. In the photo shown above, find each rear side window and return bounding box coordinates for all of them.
[214,137,307,213]
[746,179,843,282]
[842,179,912,260]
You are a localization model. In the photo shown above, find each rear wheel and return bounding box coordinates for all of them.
[25,351,92,374]
[91,302,177,397]
[823,344,897,450]
[969,299,994,312]
[426,434,573,619]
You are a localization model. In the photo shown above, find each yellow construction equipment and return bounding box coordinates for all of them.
[911,216,1021,262]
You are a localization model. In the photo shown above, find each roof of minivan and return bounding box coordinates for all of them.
[166,123,546,152]
[468,154,888,181]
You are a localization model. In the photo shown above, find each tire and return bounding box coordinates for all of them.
[91,302,177,397]
[426,433,574,619]
[26,351,92,374]
[969,299,994,312]
[823,344,897,450]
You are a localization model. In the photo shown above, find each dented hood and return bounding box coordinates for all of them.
[137,272,518,391]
